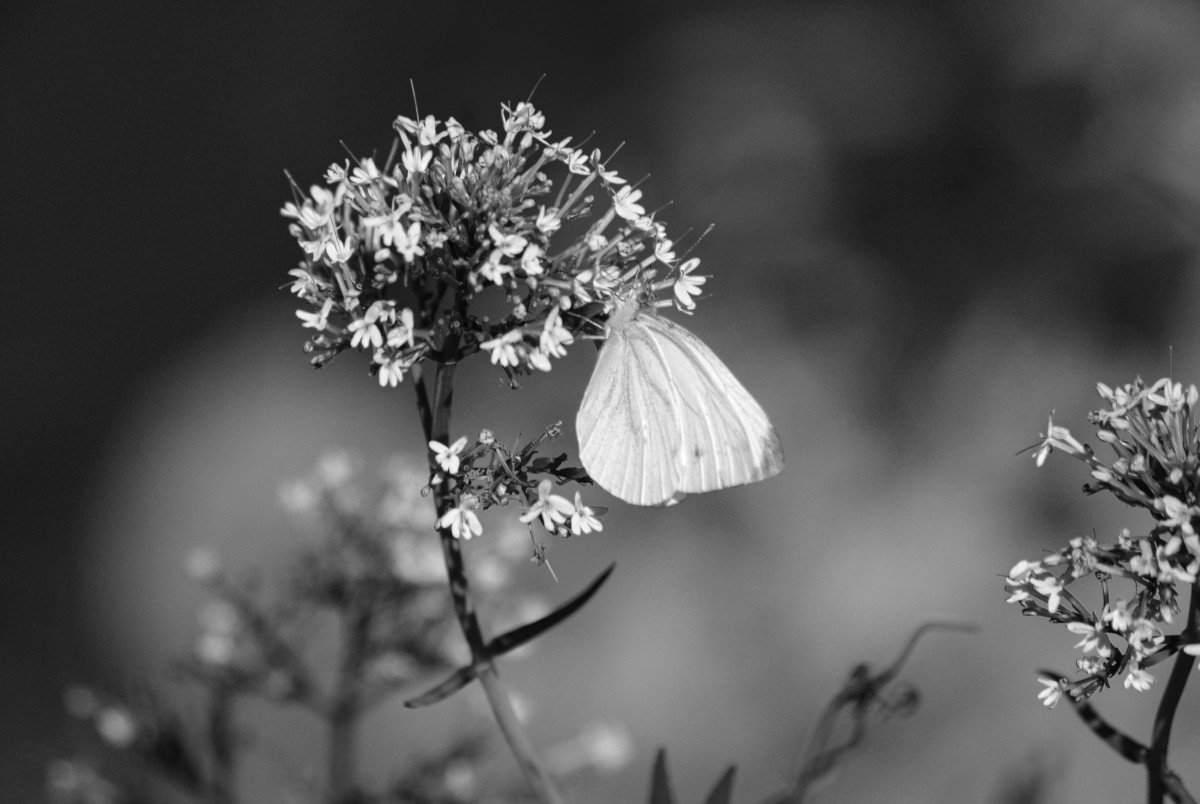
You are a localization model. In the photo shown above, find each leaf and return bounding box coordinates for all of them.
[402,664,480,709]
[487,563,615,656]
[702,765,737,804]
[648,749,676,804]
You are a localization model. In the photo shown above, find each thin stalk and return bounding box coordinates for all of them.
[417,357,566,804]
[207,685,236,804]
[1147,583,1199,804]
[328,605,370,802]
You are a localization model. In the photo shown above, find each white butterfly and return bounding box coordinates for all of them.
[576,295,784,506]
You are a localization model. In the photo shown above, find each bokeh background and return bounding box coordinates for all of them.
[9,0,1200,801]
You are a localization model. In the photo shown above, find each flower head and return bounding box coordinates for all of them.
[284,100,709,381]
[1009,376,1200,705]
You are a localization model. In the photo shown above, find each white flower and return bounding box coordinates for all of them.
[654,237,677,265]
[1124,667,1154,692]
[539,308,573,359]
[673,258,706,311]
[296,298,334,330]
[348,302,389,350]
[569,492,603,535]
[489,224,528,257]
[520,479,575,532]
[536,206,561,234]
[429,436,469,475]
[566,150,590,175]
[350,158,382,184]
[1033,413,1087,466]
[1037,677,1064,708]
[438,504,482,540]
[401,143,432,175]
[612,186,645,221]
[323,230,356,265]
[393,221,425,263]
[521,244,545,276]
[1031,573,1064,614]
[376,352,407,387]
[481,329,523,367]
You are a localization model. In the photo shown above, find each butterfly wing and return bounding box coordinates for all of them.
[577,321,681,505]
[576,308,784,506]
[639,314,784,497]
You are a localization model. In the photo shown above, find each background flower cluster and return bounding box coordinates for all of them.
[1007,378,1200,705]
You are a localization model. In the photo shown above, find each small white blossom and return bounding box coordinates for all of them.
[1037,677,1064,708]
[429,436,469,476]
[612,186,645,221]
[520,479,575,532]
[296,298,334,330]
[481,329,523,367]
[1124,667,1154,692]
[438,503,482,540]
[673,258,706,311]
[569,492,603,535]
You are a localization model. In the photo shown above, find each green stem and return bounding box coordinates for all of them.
[1147,583,1198,804]
[418,358,566,804]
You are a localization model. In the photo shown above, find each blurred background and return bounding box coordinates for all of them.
[8,0,1200,801]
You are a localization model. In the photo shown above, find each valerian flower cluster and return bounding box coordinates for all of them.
[282,100,702,546]
[283,99,706,384]
[1006,377,1200,707]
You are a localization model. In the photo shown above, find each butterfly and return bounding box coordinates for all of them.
[576,294,784,506]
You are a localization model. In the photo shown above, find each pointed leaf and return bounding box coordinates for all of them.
[648,748,676,804]
[1069,697,1147,763]
[403,664,480,708]
[702,765,737,804]
[1035,668,1148,763]
[487,563,615,656]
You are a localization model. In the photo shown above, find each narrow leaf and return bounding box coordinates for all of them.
[1069,697,1147,762]
[487,562,615,656]
[702,765,737,804]
[648,748,676,804]
[1038,670,1147,763]
[403,664,479,709]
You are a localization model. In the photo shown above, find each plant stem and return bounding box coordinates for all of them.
[1147,583,1199,804]
[328,605,369,802]
[207,685,236,804]
[418,359,566,804]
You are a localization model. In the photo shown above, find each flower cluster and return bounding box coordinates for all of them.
[427,428,605,554]
[1007,377,1200,705]
[283,100,706,385]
